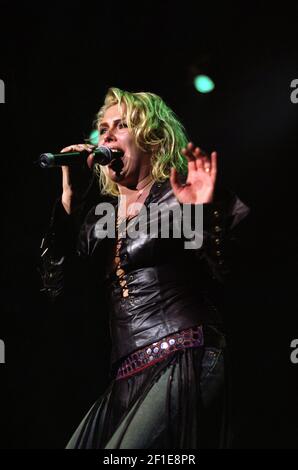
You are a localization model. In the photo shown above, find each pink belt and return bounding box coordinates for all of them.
[116,325,204,380]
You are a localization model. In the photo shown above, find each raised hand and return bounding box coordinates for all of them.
[170,142,217,204]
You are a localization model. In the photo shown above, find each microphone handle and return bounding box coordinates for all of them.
[39,147,122,168]
[39,151,88,168]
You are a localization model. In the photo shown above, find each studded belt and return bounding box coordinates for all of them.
[115,325,204,380]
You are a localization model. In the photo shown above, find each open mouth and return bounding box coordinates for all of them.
[110,148,122,154]
[108,150,125,173]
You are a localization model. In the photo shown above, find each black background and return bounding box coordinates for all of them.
[0,1,297,449]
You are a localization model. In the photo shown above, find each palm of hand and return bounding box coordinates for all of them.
[170,142,217,205]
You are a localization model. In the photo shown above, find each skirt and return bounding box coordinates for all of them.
[66,325,228,449]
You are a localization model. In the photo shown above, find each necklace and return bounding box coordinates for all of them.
[117,176,154,226]
[134,176,154,201]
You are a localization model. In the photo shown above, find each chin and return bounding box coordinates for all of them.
[108,168,125,182]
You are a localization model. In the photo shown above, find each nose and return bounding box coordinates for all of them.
[102,128,116,144]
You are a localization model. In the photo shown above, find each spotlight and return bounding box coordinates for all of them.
[89,129,99,146]
[194,74,215,94]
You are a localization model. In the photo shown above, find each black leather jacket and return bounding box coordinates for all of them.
[40,178,249,365]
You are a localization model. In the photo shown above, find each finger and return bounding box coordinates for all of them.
[60,144,94,171]
[210,151,217,179]
[200,154,211,173]
[182,143,196,163]
[60,144,79,153]
[87,153,95,169]
[182,142,196,161]
[182,147,197,173]
[202,156,210,169]
[60,144,93,153]
[193,147,204,170]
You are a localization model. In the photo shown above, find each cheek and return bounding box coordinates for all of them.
[129,152,143,166]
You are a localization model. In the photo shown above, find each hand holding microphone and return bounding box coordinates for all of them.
[45,143,123,215]
[39,144,123,169]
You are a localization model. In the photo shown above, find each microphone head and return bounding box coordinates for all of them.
[39,153,55,168]
[93,146,124,165]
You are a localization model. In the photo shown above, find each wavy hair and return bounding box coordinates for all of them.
[93,87,188,196]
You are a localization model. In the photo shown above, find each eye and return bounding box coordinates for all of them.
[99,127,107,135]
[118,121,128,129]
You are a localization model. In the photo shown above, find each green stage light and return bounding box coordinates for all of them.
[194,75,215,93]
[89,129,99,146]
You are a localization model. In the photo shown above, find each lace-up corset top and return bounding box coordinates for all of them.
[111,178,154,298]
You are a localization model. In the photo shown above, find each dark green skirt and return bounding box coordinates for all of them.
[66,328,228,449]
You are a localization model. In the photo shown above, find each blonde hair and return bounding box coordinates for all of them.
[93,87,188,196]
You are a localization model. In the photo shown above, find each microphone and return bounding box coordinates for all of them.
[38,146,123,168]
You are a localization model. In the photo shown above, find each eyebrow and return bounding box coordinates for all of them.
[98,118,123,129]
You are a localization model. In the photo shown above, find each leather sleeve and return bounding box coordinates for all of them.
[203,191,250,283]
[39,199,87,300]
[38,173,101,301]
[185,188,251,284]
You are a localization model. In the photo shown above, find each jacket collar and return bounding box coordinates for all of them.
[144,179,172,205]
